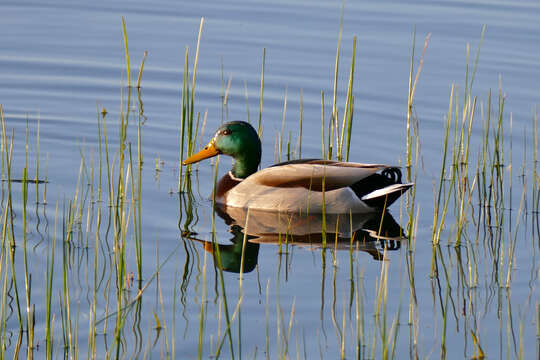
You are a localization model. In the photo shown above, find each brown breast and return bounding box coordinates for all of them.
[215,172,242,202]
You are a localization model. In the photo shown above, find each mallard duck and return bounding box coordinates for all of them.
[183,121,413,213]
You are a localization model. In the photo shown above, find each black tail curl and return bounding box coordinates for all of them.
[349,167,409,209]
[381,167,402,184]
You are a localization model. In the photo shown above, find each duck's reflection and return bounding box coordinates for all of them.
[191,224,260,273]
[189,207,407,273]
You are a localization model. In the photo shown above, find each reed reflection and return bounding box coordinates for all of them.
[189,207,407,273]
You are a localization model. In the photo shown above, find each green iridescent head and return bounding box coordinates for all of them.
[183,121,262,178]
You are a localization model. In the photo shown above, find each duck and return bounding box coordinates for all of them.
[182,121,413,214]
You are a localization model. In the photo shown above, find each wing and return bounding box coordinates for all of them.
[249,161,389,191]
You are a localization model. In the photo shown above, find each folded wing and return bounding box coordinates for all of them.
[254,161,388,191]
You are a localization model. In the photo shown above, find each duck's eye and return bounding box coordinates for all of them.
[222,129,232,135]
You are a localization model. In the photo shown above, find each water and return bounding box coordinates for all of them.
[0,0,539,358]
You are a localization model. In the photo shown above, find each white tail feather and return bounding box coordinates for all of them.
[361,183,414,201]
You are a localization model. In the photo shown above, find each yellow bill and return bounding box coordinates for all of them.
[183,141,219,165]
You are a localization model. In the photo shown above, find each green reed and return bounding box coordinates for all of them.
[121,17,131,88]
[243,80,251,124]
[197,251,208,359]
[22,118,34,356]
[34,115,40,204]
[533,109,539,216]
[297,89,303,158]
[432,86,454,246]
[179,18,204,192]
[87,109,103,359]
[341,36,356,162]
[0,207,8,358]
[209,156,235,359]
[404,29,430,358]
[264,280,270,359]
[137,50,148,90]
[322,22,357,162]
[236,208,251,359]
[61,202,74,357]
[328,5,343,161]
[277,87,288,163]
[0,109,23,341]
[258,48,266,137]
